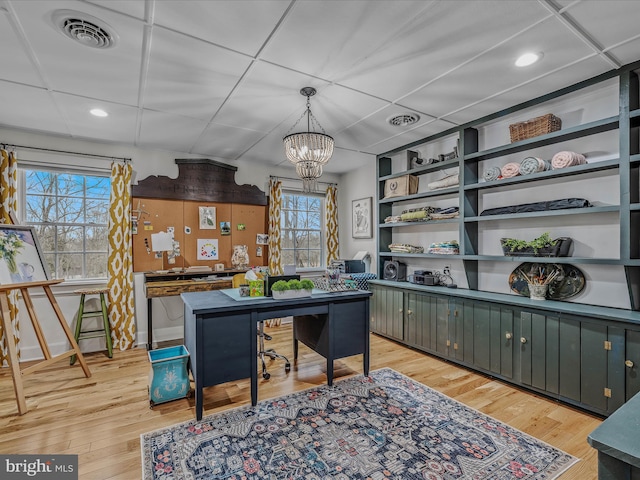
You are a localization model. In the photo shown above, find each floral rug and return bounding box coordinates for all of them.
[141,368,578,479]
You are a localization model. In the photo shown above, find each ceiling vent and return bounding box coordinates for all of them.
[387,113,420,127]
[52,10,118,49]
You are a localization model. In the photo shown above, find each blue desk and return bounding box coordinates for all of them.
[588,391,640,479]
[181,288,372,420]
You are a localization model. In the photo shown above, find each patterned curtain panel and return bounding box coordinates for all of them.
[268,178,283,276]
[107,162,135,350]
[0,149,19,366]
[325,184,339,265]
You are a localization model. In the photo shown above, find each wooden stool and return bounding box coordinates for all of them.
[70,287,113,365]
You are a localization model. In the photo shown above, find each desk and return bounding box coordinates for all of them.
[588,391,640,479]
[144,270,245,350]
[181,288,372,420]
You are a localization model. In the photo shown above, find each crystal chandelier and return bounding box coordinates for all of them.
[283,87,334,192]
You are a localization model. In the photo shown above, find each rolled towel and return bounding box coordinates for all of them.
[483,166,502,182]
[520,156,549,175]
[551,151,586,169]
[501,162,521,178]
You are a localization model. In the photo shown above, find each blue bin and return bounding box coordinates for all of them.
[148,345,190,406]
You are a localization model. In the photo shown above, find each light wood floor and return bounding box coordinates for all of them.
[0,324,602,479]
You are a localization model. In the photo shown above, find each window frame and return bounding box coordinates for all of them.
[280,189,326,272]
[17,165,111,282]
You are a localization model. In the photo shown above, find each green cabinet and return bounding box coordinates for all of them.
[370,284,403,340]
[404,291,447,353]
[470,301,514,379]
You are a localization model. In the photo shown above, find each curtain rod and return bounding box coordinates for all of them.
[1,142,131,162]
[270,175,336,187]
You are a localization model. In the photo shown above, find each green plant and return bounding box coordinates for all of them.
[300,279,314,290]
[270,280,290,291]
[287,279,303,290]
[501,232,557,254]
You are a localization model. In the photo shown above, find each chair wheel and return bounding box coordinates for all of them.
[263,372,271,380]
[285,364,291,373]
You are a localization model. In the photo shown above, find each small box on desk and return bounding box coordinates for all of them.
[148,345,190,406]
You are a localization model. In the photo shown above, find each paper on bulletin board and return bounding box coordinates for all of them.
[197,239,219,260]
[150,231,173,252]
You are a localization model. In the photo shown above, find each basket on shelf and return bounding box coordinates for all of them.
[509,113,561,143]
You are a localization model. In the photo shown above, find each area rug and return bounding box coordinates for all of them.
[141,368,578,479]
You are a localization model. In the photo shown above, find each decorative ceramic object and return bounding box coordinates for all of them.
[231,244,249,269]
[272,289,312,300]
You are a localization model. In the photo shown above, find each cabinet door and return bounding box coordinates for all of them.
[625,329,640,400]
[472,302,514,378]
[405,292,441,352]
[370,285,403,340]
[578,319,608,411]
[520,311,560,393]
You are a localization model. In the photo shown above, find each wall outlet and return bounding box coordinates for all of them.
[443,265,451,275]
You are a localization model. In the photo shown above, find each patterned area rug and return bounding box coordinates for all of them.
[141,368,578,479]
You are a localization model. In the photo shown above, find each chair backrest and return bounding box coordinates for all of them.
[232,273,246,288]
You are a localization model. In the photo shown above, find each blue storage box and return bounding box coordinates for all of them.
[148,345,191,406]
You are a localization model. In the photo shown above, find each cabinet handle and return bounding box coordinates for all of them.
[407,309,413,315]
[625,360,634,368]
[505,332,512,340]
[520,337,527,344]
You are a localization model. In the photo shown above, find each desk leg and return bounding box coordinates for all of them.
[364,298,370,377]
[327,303,334,386]
[195,382,203,421]
[251,311,258,406]
[147,298,153,351]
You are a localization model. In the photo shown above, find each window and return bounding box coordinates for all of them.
[21,168,110,280]
[281,192,324,268]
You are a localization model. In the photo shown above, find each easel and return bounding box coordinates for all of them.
[0,279,92,414]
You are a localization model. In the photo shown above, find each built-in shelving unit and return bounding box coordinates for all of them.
[370,60,640,416]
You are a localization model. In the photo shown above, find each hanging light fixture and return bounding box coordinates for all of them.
[283,87,334,192]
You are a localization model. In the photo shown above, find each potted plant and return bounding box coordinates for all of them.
[500,232,572,257]
[271,279,315,299]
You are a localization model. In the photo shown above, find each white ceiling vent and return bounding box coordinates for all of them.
[387,113,420,127]
[52,10,118,49]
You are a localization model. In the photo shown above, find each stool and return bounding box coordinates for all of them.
[70,287,113,365]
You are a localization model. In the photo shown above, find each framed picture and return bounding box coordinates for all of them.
[352,197,372,238]
[198,206,216,229]
[256,234,269,245]
[0,225,50,284]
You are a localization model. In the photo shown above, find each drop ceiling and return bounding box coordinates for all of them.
[1,0,639,174]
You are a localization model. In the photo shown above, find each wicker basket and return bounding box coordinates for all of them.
[509,114,561,143]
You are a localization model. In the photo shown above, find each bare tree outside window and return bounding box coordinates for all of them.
[22,169,110,280]
[281,192,323,268]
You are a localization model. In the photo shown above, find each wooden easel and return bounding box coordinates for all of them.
[0,279,91,414]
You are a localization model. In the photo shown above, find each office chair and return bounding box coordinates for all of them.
[232,272,290,380]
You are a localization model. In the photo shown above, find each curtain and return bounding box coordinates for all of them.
[0,149,19,366]
[325,184,339,265]
[107,162,135,350]
[268,178,283,276]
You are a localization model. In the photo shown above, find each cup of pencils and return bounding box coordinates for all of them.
[518,265,559,300]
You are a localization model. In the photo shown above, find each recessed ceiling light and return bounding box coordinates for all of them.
[90,108,108,117]
[515,52,543,67]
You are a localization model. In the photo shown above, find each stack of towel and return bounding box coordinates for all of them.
[501,162,521,178]
[520,156,551,175]
[551,151,586,169]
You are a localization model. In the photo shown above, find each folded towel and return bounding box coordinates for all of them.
[428,174,459,190]
[400,210,429,221]
[501,162,521,178]
[483,166,502,182]
[520,156,549,175]
[551,151,586,169]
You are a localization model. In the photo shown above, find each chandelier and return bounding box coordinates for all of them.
[283,87,334,192]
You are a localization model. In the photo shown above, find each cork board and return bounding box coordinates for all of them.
[132,198,267,272]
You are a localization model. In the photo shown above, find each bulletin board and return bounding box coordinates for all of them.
[132,198,268,272]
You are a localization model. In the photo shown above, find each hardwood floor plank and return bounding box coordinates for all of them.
[0,325,602,479]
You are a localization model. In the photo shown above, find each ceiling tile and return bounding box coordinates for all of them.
[11,0,144,105]
[0,12,46,86]
[144,27,253,120]
[137,109,207,153]
[0,82,70,135]
[153,0,290,56]
[191,123,267,161]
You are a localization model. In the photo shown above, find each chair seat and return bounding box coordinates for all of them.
[71,287,112,365]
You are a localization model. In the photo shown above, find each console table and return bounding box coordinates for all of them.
[181,288,372,420]
[144,270,246,350]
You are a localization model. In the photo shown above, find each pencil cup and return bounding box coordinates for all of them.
[529,284,548,300]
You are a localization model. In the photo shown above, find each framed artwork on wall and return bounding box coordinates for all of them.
[198,206,216,229]
[352,197,372,238]
[0,225,50,284]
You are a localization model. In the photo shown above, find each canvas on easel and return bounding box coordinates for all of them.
[0,224,91,415]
